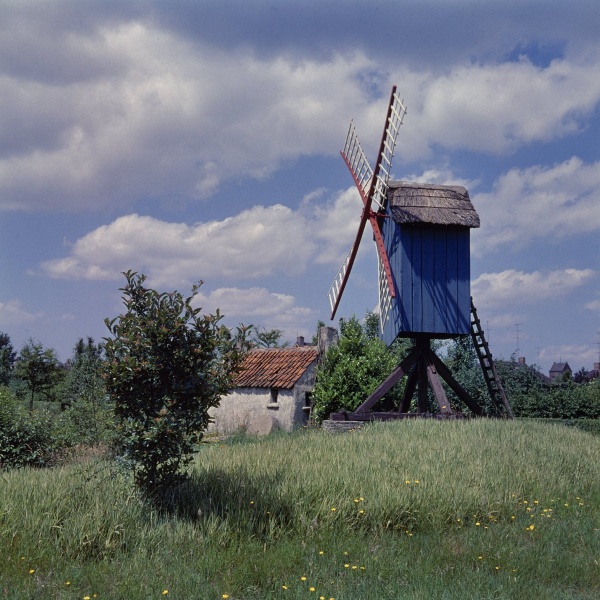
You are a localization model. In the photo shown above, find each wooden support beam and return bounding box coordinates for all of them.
[427,349,483,416]
[329,411,467,422]
[400,366,418,412]
[426,363,452,415]
[328,334,495,422]
[353,346,421,413]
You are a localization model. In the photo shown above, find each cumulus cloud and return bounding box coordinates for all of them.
[194,286,318,333]
[472,268,596,310]
[584,299,600,311]
[539,344,598,370]
[0,300,40,326]
[0,17,375,212]
[2,10,599,214]
[39,205,322,287]
[396,56,600,160]
[471,157,600,254]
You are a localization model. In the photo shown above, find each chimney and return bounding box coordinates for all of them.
[295,335,305,347]
[595,362,600,372]
[318,326,339,356]
[518,357,526,366]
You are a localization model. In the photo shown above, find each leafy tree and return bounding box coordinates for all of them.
[0,332,16,386]
[0,386,57,469]
[59,337,112,445]
[311,320,326,346]
[14,339,64,411]
[102,271,249,497]
[250,327,288,348]
[442,336,489,413]
[311,314,411,422]
[60,338,104,407]
[362,311,380,340]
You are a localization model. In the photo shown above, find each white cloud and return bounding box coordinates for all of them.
[539,344,598,370]
[306,186,374,266]
[194,286,318,336]
[195,287,297,318]
[3,15,600,213]
[396,55,600,160]
[39,205,321,287]
[472,268,596,310]
[0,19,375,212]
[584,299,600,311]
[0,300,40,326]
[397,166,477,189]
[472,157,600,254]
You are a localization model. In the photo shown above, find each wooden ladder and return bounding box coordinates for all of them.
[470,298,513,418]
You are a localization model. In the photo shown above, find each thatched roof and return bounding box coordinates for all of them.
[386,181,480,228]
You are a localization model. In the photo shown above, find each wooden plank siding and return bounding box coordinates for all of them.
[382,222,471,345]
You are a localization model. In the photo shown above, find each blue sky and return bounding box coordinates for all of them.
[1,0,600,376]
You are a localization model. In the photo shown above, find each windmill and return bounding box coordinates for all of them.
[328,86,512,420]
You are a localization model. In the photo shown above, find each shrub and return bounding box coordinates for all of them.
[0,386,58,469]
[102,271,248,498]
[311,315,410,422]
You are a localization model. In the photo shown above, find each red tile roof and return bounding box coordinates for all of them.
[235,346,319,389]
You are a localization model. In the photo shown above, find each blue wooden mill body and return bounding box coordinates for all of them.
[380,182,480,346]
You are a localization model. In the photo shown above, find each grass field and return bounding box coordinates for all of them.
[1,419,599,599]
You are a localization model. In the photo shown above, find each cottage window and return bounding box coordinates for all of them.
[302,392,312,425]
[267,387,279,409]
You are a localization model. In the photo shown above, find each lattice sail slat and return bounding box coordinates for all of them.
[329,87,407,322]
[328,245,353,315]
[377,247,393,332]
[370,91,407,212]
[342,122,373,197]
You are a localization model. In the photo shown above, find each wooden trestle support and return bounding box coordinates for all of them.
[329,299,512,421]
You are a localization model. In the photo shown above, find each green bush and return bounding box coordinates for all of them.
[102,271,248,498]
[0,387,58,469]
[509,380,600,420]
[53,397,116,448]
[311,315,411,422]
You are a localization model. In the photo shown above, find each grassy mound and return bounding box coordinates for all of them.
[1,419,598,599]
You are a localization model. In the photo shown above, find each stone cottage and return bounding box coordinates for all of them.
[209,341,319,436]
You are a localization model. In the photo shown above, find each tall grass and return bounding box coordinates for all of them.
[1,419,599,599]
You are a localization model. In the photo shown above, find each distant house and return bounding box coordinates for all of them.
[574,362,600,383]
[549,362,572,381]
[496,356,550,385]
[209,341,320,436]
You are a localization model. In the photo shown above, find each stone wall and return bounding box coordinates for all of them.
[209,387,299,435]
